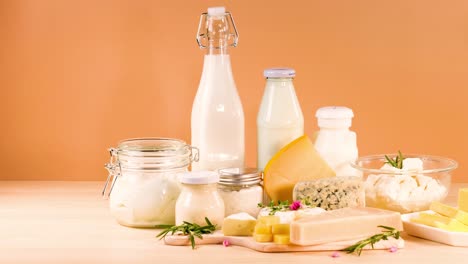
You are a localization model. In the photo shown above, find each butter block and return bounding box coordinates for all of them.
[263,136,336,201]
[412,212,452,227]
[290,207,403,246]
[459,188,468,212]
[273,234,290,245]
[435,220,468,232]
[222,213,257,236]
[293,176,365,210]
[430,202,468,225]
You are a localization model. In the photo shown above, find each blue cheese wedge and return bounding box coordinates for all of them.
[293,176,365,210]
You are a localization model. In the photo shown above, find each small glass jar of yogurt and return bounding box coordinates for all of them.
[218,168,263,217]
[176,171,225,228]
[103,138,199,227]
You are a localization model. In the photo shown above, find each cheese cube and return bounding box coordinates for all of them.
[271,224,290,235]
[273,234,290,244]
[459,188,468,212]
[290,207,403,246]
[254,222,272,235]
[258,215,280,226]
[222,213,257,236]
[254,233,273,242]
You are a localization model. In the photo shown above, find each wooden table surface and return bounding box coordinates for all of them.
[1,181,467,264]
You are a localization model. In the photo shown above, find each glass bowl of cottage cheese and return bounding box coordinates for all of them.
[351,154,457,213]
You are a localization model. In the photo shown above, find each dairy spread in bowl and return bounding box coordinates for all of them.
[352,154,457,213]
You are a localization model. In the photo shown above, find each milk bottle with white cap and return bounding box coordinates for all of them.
[257,68,304,171]
[191,7,244,171]
[314,106,359,177]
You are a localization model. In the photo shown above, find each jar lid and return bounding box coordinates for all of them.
[315,106,354,128]
[264,68,295,78]
[218,168,262,186]
[179,171,219,185]
[110,138,198,171]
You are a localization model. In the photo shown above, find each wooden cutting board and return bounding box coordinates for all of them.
[164,231,405,253]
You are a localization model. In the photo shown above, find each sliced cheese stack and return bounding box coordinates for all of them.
[290,207,403,246]
[263,135,336,202]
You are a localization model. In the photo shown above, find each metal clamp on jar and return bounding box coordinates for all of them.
[103,138,199,227]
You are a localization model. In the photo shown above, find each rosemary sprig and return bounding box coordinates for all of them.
[385,150,405,169]
[155,217,216,249]
[257,200,291,215]
[341,225,400,256]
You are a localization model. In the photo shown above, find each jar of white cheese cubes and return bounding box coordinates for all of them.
[218,168,263,217]
[352,154,457,213]
[103,138,198,227]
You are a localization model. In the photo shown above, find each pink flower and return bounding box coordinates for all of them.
[389,246,398,253]
[331,252,340,258]
[289,200,301,211]
[223,239,230,247]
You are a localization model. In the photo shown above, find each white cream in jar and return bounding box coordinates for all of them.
[218,168,263,217]
[176,171,225,228]
[103,138,198,227]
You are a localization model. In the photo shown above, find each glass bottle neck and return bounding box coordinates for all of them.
[206,43,229,55]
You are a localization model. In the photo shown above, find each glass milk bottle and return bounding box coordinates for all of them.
[191,7,244,171]
[257,68,304,170]
[314,106,359,177]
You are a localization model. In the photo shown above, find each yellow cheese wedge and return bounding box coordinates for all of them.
[222,213,257,236]
[434,220,468,232]
[271,224,290,235]
[254,222,272,235]
[263,135,336,201]
[273,234,290,244]
[459,188,468,213]
[430,202,468,225]
[254,233,273,242]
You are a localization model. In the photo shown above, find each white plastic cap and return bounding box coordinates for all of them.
[316,106,354,128]
[179,171,219,185]
[207,6,226,16]
[264,68,296,78]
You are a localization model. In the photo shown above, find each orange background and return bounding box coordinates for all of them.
[0,0,467,182]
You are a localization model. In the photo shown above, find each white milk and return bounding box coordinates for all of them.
[191,7,244,171]
[314,106,359,177]
[257,68,304,170]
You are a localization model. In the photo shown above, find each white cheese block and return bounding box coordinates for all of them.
[257,207,325,224]
[290,207,403,246]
